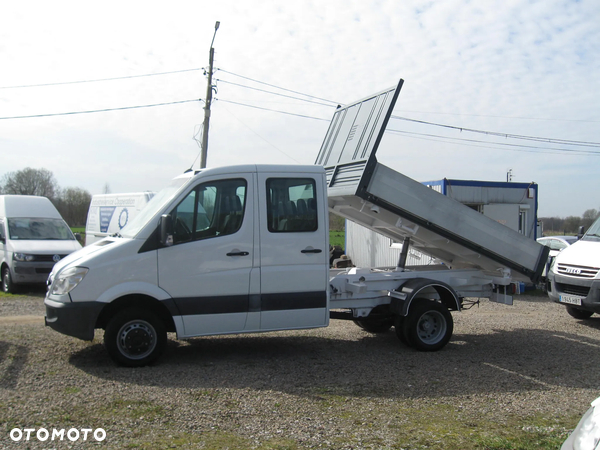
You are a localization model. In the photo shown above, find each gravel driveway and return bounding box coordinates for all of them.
[1,291,599,449]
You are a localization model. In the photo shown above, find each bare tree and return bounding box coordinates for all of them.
[54,187,92,227]
[1,167,59,199]
[582,208,600,230]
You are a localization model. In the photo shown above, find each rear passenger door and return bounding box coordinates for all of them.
[257,172,329,330]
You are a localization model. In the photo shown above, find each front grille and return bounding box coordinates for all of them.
[36,268,52,274]
[557,263,599,279]
[29,254,68,262]
[556,283,590,297]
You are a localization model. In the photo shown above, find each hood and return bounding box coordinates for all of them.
[50,238,119,273]
[555,240,600,269]
[8,239,82,254]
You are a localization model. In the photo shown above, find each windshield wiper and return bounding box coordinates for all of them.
[110,232,123,238]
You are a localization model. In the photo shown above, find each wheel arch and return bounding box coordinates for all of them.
[390,277,461,317]
[95,294,177,333]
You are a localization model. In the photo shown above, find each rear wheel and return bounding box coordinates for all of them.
[104,308,167,367]
[394,316,408,345]
[403,299,453,351]
[566,305,594,320]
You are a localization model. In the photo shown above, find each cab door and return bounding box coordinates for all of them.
[157,175,254,337]
[257,171,329,330]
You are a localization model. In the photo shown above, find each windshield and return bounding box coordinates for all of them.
[120,174,193,238]
[7,218,75,241]
[582,216,600,242]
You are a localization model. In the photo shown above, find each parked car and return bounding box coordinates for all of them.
[537,235,578,288]
[0,195,82,293]
[537,235,578,257]
[562,396,600,450]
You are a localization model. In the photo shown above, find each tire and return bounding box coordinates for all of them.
[2,267,16,294]
[104,308,167,367]
[394,316,409,345]
[566,305,594,320]
[403,299,453,351]
[353,318,393,333]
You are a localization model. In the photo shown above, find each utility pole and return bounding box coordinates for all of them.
[200,21,220,169]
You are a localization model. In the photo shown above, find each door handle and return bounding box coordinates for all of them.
[226,251,249,257]
[301,248,322,254]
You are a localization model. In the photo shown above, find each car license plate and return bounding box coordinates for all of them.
[559,295,583,306]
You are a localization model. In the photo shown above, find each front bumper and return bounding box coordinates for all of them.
[12,261,55,285]
[44,298,105,341]
[548,272,600,313]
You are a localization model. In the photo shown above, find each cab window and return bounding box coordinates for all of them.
[170,179,246,245]
[266,178,317,232]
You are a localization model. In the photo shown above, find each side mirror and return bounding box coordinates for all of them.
[578,226,585,240]
[160,214,174,247]
[74,233,83,243]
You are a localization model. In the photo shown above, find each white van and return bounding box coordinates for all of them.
[0,195,82,293]
[548,215,600,319]
[85,192,154,245]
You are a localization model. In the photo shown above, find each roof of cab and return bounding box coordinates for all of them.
[0,195,62,219]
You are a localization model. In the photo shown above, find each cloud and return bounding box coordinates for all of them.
[0,0,598,217]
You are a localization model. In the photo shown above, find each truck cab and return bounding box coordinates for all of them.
[547,215,600,319]
[45,165,330,366]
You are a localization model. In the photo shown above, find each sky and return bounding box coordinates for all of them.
[1,0,599,218]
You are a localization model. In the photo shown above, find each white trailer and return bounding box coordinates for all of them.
[44,79,549,366]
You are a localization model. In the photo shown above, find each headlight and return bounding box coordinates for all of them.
[573,398,600,450]
[51,266,89,296]
[13,253,35,262]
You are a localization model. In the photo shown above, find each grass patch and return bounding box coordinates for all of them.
[126,431,299,450]
[99,399,167,421]
[0,291,28,299]
[329,230,345,249]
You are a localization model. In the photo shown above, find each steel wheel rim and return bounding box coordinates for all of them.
[117,320,157,360]
[416,310,447,344]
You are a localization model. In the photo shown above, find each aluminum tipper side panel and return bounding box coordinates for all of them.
[316,79,549,283]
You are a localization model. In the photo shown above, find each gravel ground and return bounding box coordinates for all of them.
[1,291,600,449]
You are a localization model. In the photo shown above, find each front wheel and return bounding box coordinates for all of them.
[403,299,453,351]
[2,267,16,294]
[104,308,167,367]
[566,305,594,320]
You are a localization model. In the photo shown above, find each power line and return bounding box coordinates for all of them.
[392,108,600,124]
[0,99,201,120]
[0,68,202,89]
[219,98,600,156]
[218,69,339,105]
[217,72,600,148]
[387,128,600,156]
[390,115,600,148]
[216,79,335,107]
[2,66,600,153]
[217,99,330,122]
